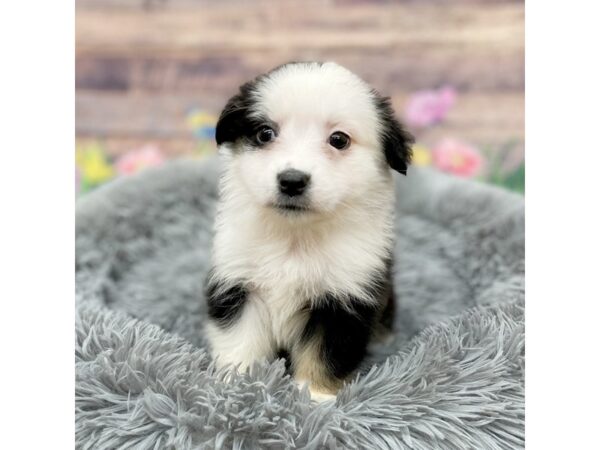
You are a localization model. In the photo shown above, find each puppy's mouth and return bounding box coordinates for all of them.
[278,204,309,212]
[270,200,311,214]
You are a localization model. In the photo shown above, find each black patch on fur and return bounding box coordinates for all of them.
[373,257,395,333]
[206,278,248,328]
[215,77,271,147]
[379,286,396,332]
[373,93,414,175]
[300,296,379,379]
[298,259,395,380]
[277,348,292,373]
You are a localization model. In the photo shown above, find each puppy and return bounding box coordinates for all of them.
[205,62,412,401]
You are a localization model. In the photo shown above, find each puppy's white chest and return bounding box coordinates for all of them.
[249,247,318,339]
[254,281,307,348]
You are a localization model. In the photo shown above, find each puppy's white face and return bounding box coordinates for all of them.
[216,62,412,218]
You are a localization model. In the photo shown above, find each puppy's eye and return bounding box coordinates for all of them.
[256,127,276,145]
[328,131,351,150]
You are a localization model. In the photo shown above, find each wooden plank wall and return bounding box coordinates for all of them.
[76,0,524,159]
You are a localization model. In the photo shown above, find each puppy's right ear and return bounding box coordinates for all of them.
[216,79,260,146]
[215,93,247,146]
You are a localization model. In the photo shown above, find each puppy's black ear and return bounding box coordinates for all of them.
[215,92,249,146]
[215,81,257,146]
[374,95,414,175]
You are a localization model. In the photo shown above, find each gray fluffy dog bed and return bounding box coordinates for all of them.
[76,158,524,450]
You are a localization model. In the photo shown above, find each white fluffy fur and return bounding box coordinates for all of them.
[207,63,396,398]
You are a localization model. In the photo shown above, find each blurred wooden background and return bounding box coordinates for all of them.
[76,0,524,159]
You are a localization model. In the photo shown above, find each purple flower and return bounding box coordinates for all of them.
[404,86,457,128]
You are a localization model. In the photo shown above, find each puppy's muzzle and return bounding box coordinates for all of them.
[277,169,311,197]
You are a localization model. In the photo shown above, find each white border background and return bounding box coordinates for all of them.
[527,0,600,448]
[0,0,74,447]
[1,0,599,447]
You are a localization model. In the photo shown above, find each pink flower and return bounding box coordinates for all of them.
[404,86,457,128]
[115,145,166,176]
[431,138,484,178]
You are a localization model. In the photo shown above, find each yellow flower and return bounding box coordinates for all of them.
[76,143,115,185]
[186,110,217,129]
[412,144,432,166]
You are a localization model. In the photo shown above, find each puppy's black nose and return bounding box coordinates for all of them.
[277,169,310,197]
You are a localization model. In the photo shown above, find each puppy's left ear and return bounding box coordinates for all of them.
[375,95,414,175]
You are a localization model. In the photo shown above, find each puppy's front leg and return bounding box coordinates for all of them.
[206,280,274,370]
[293,296,377,401]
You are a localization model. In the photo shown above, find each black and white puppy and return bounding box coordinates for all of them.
[206,62,413,401]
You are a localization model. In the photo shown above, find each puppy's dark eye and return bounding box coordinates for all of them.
[256,127,276,145]
[329,131,351,150]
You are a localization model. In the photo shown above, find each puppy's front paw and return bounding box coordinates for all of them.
[296,378,337,403]
[309,388,336,403]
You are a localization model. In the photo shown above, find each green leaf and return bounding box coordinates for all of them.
[500,163,525,193]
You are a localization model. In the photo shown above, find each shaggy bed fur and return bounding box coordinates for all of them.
[75,158,524,449]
